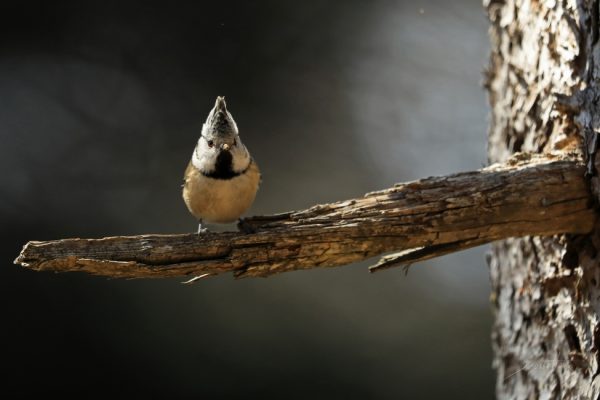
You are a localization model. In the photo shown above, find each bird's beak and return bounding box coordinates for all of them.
[221,143,230,151]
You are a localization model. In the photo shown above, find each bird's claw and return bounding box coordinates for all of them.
[197,221,208,235]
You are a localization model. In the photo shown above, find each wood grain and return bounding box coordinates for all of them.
[14,152,596,279]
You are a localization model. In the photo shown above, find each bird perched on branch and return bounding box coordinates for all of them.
[183,96,260,233]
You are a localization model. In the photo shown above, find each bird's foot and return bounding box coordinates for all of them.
[197,221,208,235]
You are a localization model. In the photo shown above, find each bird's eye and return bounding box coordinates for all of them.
[233,138,237,146]
[207,140,214,148]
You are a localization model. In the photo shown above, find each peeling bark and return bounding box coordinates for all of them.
[485,0,600,397]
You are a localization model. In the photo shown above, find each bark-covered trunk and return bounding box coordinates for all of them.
[485,0,600,397]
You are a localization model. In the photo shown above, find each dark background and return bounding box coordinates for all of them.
[1,1,494,398]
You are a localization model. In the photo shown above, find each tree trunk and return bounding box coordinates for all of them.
[485,0,600,397]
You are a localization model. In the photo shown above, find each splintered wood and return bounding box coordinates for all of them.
[14,152,596,279]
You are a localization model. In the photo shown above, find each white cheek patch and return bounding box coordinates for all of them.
[231,142,251,172]
[192,141,218,172]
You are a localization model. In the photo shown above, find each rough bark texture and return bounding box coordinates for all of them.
[485,0,600,397]
[14,153,595,280]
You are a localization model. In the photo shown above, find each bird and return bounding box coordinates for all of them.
[182,96,260,233]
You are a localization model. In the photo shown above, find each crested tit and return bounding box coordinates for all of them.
[183,96,260,232]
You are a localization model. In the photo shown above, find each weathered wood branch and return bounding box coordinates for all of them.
[14,152,597,280]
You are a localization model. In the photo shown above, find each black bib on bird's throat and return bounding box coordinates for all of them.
[203,150,238,180]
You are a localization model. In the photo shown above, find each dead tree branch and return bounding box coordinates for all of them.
[14,152,597,279]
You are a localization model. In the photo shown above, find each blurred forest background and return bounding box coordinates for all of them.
[1,0,494,398]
